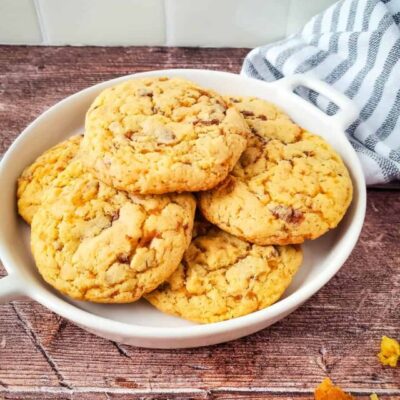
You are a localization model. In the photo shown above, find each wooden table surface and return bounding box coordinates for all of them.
[0,46,399,400]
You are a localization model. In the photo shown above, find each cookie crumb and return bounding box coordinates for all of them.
[378,335,399,367]
[314,378,355,399]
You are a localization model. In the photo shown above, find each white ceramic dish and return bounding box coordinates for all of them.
[0,69,366,348]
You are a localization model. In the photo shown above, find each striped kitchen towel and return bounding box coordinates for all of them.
[242,0,400,185]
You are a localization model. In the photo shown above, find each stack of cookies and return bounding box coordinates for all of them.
[17,77,353,324]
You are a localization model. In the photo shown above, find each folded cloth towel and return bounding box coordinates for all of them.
[242,0,400,185]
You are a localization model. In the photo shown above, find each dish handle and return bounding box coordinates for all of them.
[271,74,358,131]
[0,274,25,303]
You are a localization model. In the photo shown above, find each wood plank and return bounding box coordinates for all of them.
[1,190,399,392]
[1,390,399,400]
[0,304,61,388]
[211,394,400,400]
[212,394,400,400]
[0,46,399,396]
[0,390,209,400]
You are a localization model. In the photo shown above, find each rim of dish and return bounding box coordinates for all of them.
[0,69,367,339]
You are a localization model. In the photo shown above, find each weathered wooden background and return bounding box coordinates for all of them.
[0,46,399,400]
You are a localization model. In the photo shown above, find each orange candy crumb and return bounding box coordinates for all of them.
[378,336,400,367]
[314,378,355,400]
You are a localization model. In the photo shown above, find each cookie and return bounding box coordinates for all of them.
[17,135,81,224]
[199,96,353,245]
[145,221,302,323]
[31,159,196,303]
[226,95,302,143]
[82,77,249,194]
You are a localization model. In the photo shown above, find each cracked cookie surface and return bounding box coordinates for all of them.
[82,77,249,194]
[17,135,81,224]
[199,96,353,245]
[145,221,302,323]
[31,159,196,303]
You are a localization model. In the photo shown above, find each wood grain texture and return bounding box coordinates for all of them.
[0,46,399,400]
[1,392,398,400]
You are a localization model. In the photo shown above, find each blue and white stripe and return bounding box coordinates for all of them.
[242,0,400,185]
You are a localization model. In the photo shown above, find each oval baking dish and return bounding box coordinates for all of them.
[0,69,366,348]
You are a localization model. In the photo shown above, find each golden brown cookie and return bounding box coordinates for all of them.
[145,221,302,323]
[17,135,81,224]
[31,159,196,303]
[82,77,249,194]
[199,96,353,245]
